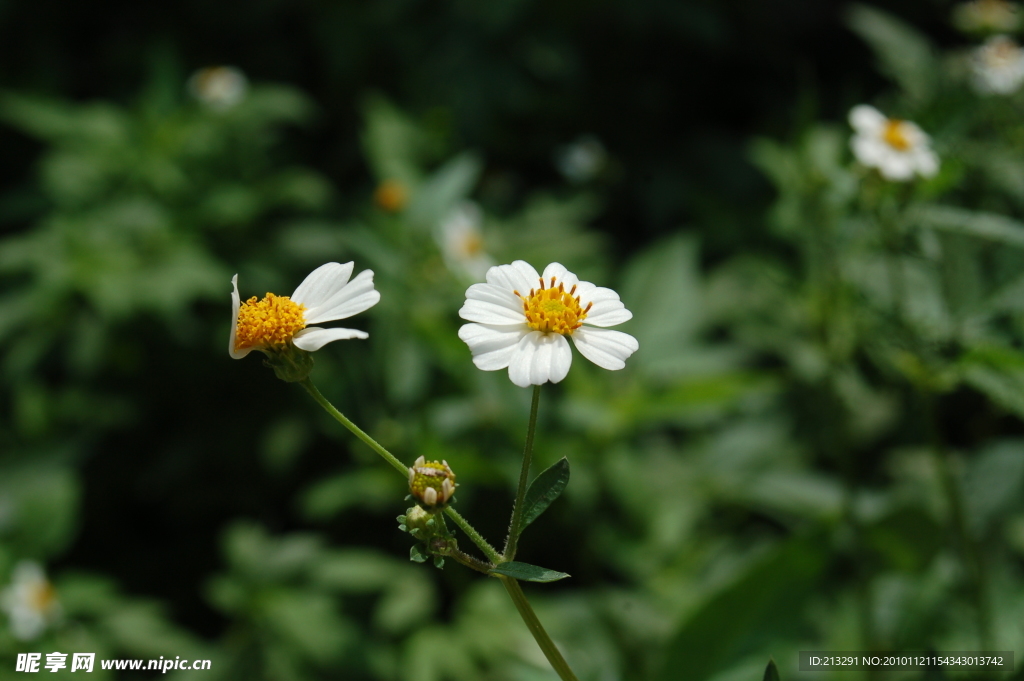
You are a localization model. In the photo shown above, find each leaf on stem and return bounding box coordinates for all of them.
[519,457,570,535]
[763,659,781,681]
[489,561,570,583]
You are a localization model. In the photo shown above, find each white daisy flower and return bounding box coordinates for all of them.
[953,0,1021,33]
[230,262,380,359]
[188,66,249,111]
[436,201,494,281]
[970,35,1024,94]
[458,261,638,388]
[849,105,939,182]
[1,562,60,641]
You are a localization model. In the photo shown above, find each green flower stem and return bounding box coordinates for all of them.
[300,378,408,476]
[448,548,494,575]
[300,378,577,680]
[300,378,500,562]
[445,507,502,564]
[501,577,580,681]
[504,384,542,561]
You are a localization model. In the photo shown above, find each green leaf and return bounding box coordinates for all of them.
[488,561,570,583]
[410,544,429,563]
[763,659,781,681]
[519,457,570,533]
[656,535,828,681]
[913,204,1024,249]
[959,346,1024,419]
[847,4,936,103]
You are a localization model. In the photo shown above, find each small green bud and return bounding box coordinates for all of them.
[402,506,434,538]
[407,456,457,509]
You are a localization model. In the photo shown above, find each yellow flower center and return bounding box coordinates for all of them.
[29,581,56,613]
[235,293,307,351]
[374,180,408,213]
[459,232,484,257]
[515,276,592,335]
[883,119,912,151]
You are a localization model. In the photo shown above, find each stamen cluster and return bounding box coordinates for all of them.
[235,294,307,352]
[882,120,911,151]
[515,277,592,336]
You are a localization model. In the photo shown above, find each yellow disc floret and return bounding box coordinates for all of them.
[29,580,57,614]
[883,119,911,151]
[516,276,592,335]
[235,293,307,352]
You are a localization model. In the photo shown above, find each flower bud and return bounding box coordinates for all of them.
[408,456,457,509]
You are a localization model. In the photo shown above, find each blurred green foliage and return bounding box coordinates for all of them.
[2,2,1024,681]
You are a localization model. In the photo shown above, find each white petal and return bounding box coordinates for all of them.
[458,323,528,370]
[486,261,540,294]
[572,327,638,371]
[303,269,380,324]
[459,298,527,325]
[878,154,915,181]
[585,302,633,327]
[914,149,939,177]
[423,487,438,506]
[290,262,354,308]
[292,326,369,351]
[507,331,572,387]
[575,283,632,326]
[463,282,524,313]
[541,262,580,289]
[849,105,885,133]
[852,136,888,167]
[229,274,255,359]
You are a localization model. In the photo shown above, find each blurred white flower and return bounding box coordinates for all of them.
[849,105,939,182]
[458,261,638,387]
[554,135,607,184]
[188,66,249,111]
[953,0,1022,33]
[436,201,494,281]
[1,562,60,640]
[970,35,1024,93]
[230,262,379,359]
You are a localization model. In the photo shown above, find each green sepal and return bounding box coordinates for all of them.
[519,457,570,535]
[763,659,780,681]
[409,544,429,563]
[488,561,569,583]
[432,556,445,569]
[262,346,314,382]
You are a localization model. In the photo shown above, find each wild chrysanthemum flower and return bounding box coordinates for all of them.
[458,261,638,387]
[849,105,939,182]
[188,66,249,110]
[436,201,494,281]
[971,35,1024,93]
[0,562,60,641]
[953,0,1021,33]
[230,262,379,375]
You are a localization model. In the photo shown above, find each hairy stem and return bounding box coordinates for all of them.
[300,378,408,476]
[504,385,542,561]
[445,507,502,564]
[501,577,580,681]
